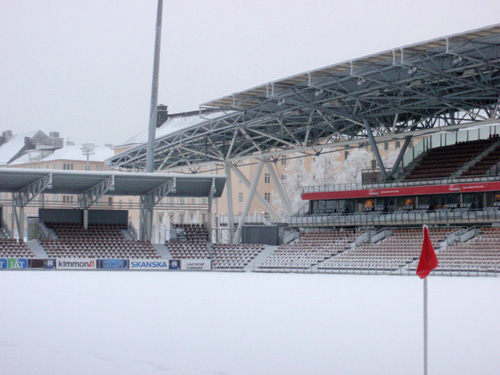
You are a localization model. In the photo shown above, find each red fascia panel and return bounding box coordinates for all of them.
[302,181,500,201]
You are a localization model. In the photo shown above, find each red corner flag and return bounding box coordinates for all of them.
[416,225,438,279]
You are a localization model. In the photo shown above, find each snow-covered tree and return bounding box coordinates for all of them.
[272,156,313,217]
[331,147,372,184]
[382,148,401,170]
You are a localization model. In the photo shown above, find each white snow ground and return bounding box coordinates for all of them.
[0,272,499,375]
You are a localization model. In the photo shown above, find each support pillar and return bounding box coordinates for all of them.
[231,164,281,222]
[83,209,89,230]
[207,193,213,244]
[233,159,264,244]
[224,162,235,243]
[389,136,413,179]
[264,159,294,216]
[364,120,387,179]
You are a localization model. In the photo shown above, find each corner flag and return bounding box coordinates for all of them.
[416,225,438,279]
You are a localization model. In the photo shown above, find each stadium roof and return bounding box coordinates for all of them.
[0,168,226,198]
[108,24,500,171]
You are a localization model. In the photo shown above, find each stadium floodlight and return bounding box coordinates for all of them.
[81,143,95,171]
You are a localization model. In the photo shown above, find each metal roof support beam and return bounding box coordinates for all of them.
[78,176,115,210]
[231,162,281,223]
[12,174,52,208]
[139,178,176,242]
[364,120,387,179]
[207,178,216,244]
[264,159,293,216]
[232,159,264,244]
[389,135,413,179]
[224,162,236,243]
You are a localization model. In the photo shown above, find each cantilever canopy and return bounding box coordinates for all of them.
[0,168,226,198]
[108,24,500,172]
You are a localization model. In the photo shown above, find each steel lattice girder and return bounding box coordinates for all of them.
[108,25,500,171]
[12,174,53,208]
[78,176,115,209]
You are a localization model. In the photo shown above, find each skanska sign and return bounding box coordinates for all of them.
[129,259,170,270]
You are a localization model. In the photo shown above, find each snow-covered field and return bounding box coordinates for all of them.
[0,271,499,375]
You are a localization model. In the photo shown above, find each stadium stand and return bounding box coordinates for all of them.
[212,243,266,271]
[318,227,454,272]
[40,223,161,259]
[404,137,499,181]
[0,238,36,258]
[258,230,356,271]
[165,224,210,259]
[461,143,500,177]
[408,226,500,273]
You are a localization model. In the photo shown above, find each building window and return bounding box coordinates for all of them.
[264,173,271,184]
[281,156,287,166]
[202,213,207,223]
[409,141,414,148]
[264,193,271,203]
[238,192,243,203]
[119,200,122,209]
[203,197,208,204]
[371,160,377,169]
[63,163,74,170]
[96,165,103,171]
[179,214,184,224]
[345,151,349,160]
[395,141,401,149]
[264,212,270,219]
[191,197,196,204]
[108,197,113,206]
[281,174,286,180]
[384,142,389,151]
[129,199,133,209]
[180,198,185,206]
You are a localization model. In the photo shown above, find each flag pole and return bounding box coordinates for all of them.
[417,225,438,375]
[424,276,428,375]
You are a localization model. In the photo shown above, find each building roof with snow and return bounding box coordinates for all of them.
[0,131,37,165]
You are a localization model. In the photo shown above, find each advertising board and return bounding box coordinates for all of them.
[97,259,129,270]
[0,259,7,269]
[181,259,212,271]
[129,259,170,270]
[57,259,97,270]
[169,259,181,270]
[7,258,28,269]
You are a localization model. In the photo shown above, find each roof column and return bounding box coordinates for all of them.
[224,162,235,243]
[233,158,264,244]
[264,158,293,217]
[363,120,387,180]
[389,136,413,180]
[11,173,52,240]
[230,163,280,222]
[139,178,176,242]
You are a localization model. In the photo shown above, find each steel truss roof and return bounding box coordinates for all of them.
[108,24,500,172]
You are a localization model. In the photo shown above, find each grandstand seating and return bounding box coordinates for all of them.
[318,227,453,272]
[41,223,161,259]
[461,144,500,177]
[0,238,36,258]
[212,244,265,271]
[404,137,498,181]
[409,226,500,273]
[166,224,210,259]
[259,230,356,271]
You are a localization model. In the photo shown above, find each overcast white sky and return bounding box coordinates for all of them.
[2,0,500,146]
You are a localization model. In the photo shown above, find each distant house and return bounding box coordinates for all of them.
[0,130,63,166]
